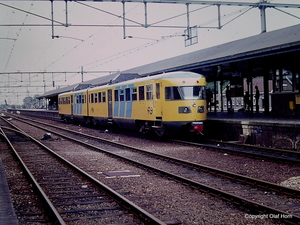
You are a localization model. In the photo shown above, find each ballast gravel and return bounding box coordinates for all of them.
[7,118,296,224]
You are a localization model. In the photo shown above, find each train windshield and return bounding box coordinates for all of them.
[165,86,206,100]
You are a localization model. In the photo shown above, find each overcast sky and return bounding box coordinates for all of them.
[1,0,300,105]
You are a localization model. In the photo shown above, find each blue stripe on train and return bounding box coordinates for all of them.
[119,85,126,117]
[126,84,134,118]
[114,87,120,117]
[73,93,83,115]
[114,85,133,118]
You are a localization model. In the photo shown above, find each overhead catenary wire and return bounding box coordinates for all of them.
[3,3,34,71]
[42,2,142,82]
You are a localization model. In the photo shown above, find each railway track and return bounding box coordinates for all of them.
[0,116,167,224]
[173,138,300,164]
[3,113,300,224]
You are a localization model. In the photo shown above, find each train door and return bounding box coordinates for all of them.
[108,89,113,119]
[71,95,74,115]
[155,82,162,118]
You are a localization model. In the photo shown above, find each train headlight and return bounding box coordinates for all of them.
[178,106,191,113]
[197,106,205,113]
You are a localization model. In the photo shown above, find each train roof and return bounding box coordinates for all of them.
[43,72,140,98]
[92,71,204,89]
[58,71,204,96]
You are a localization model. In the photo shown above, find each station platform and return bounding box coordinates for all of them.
[207,110,300,124]
[206,110,300,150]
[0,158,18,225]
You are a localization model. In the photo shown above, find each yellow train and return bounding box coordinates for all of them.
[58,71,206,136]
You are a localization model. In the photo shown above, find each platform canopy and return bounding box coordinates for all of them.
[40,23,300,96]
[123,23,300,81]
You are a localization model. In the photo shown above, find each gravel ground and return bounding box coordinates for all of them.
[0,142,52,225]
[50,121,300,188]
[5,117,296,224]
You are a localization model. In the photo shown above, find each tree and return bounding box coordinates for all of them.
[23,96,33,108]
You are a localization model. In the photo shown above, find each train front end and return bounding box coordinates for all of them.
[160,72,207,136]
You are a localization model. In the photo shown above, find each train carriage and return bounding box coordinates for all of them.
[58,89,88,123]
[87,86,109,126]
[58,92,72,118]
[58,71,206,136]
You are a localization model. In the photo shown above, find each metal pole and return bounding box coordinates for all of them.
[81,66,84,82]
[217,4,221,29]
[260,0,267,33]
[65,0,69,27]
[122,1,126,39]
[263,67,270,114]
[51,0,54,39]
[186,3,190,38]
[144,2,148,28]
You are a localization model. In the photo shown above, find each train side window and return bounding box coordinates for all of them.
[120,89,124,101]
[91,94,94,103]
[165,87,171,100]
[84,95,86,104]
[97,92,101,103]
[102,91,106,102]
[156,83,160,99]
[71,95,73,104]
[146,84,153,100]
[114,90,119,101]
[94,93,98,103]
[126,88,131,101]
[139,86,144,100]
[165,87,181,100]
[132,87,137,101]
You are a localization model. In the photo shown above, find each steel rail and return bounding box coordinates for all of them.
[0,116,167,225]
[173,139,300,164]
[206,138,300,158]
[9,115,300,197]
[0,122,66,225]
[7,115,300,224]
